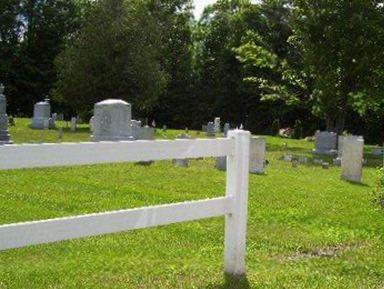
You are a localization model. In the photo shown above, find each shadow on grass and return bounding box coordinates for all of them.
[343,180,370,187]
[205,274,250,289]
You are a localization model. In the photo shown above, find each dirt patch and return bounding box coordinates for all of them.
[276,242,367,262]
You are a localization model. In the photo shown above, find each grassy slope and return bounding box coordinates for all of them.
[0,119,383,289]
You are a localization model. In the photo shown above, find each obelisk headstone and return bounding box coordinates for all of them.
[0,84,12,144]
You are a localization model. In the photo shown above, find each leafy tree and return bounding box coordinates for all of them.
[54,0,168,116]
[291,0,384,133]
[292,119,302,139]
[271,118,280,135]
[146,0,195,127]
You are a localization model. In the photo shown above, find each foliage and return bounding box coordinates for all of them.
[291,0,384,133]
[292,119,302,139]
[271,118,280,136]
[54,0,168,116]
[372,167,384,210]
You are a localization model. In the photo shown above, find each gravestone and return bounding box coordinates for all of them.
[341,136,364,183]
[372,147,383,156]
[216,122,231,170]
[214,117,221,133]
[0,84,12,144]
[223,123,230,137]
[207,122,215,137]
[136,125,155,166]
[31,98,54,129]
[138,125,154,140]
[249,136,266,174]
[313,131,337,155]
[89,116,95,132]
[70,117,77,132]
[173,133,191,167]
[131,120,142,140]
[92,99,133,141]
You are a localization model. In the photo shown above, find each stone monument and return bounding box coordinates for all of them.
[313,131,337,155]
[70,117,77,132]
[138,125,154,140]
[31,98,54,129]
[0,84,12,144]
[223,123,230,136]
[214,117,221,133]
[131,120,142,140]
[92,99,133,141]
[207,122,215,137]
[341,136,364,183]
[173,133,191,167]
[249,136,266,174]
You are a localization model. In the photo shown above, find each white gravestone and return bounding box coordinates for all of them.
[214,117,221,133]
[313,131,337,155]
[89,116,95,132]
[341,136,364,183]
[249,136,266,174]
[174,133,191,167]
[92,99,133,141]
[70,117,77,132]
[31,98,55,129]
[0,84,12,144]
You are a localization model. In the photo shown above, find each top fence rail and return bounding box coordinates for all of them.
[0,138,234,170]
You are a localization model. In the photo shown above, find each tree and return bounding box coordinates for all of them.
[54,0,168,117]
[146,0,195,127]
[291,0,384,133]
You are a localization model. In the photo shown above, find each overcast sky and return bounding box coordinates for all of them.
[193,0,216,18]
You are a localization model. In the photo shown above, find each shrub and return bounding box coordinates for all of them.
[372,168,384,210]
[271,119,280,136]
[292,119,303,139]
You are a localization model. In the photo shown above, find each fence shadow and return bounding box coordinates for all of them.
[204,274,250,289]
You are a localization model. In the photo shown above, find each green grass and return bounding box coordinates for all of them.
[0,119,383,288]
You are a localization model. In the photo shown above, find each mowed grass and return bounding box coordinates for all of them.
[0,119,383,288]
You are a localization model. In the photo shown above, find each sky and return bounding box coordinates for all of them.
[193,0,217,18]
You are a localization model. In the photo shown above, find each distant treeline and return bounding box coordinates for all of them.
[1,0,384,143]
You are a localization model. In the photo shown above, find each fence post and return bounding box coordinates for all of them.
[224,129,250,276]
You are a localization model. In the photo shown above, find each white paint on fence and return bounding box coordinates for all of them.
[0,197,232,251]
[0,138,233,170]
[0,131,250,276]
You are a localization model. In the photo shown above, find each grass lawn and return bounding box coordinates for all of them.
[0,118,383,288]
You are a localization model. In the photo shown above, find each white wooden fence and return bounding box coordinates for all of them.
[0,130,250,276]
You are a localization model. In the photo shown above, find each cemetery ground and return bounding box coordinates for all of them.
[0,119,383,289]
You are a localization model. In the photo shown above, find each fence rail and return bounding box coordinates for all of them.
[0,130,250,276]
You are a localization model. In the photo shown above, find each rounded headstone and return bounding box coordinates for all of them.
[92,99,133,141]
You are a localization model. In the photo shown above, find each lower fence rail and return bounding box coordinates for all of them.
[0,197,233,251]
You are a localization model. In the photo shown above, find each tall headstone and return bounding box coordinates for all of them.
[89,116,95,132]
[207,122,215,137]
[313,131,337,155]
[70,117,77,132]
[341,136,364,183]
[223,123,230,137]
[31,98,54,129]
[174,133,191,167]
[0,84,12,144]
[249,136,266,174]
[214,117,221,133]
[92,99,133,141]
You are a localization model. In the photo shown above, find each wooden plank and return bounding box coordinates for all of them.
[0,138,234,170]
[0,197,233,251]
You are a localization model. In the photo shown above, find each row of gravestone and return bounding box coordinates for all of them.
[313,131,366,183]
